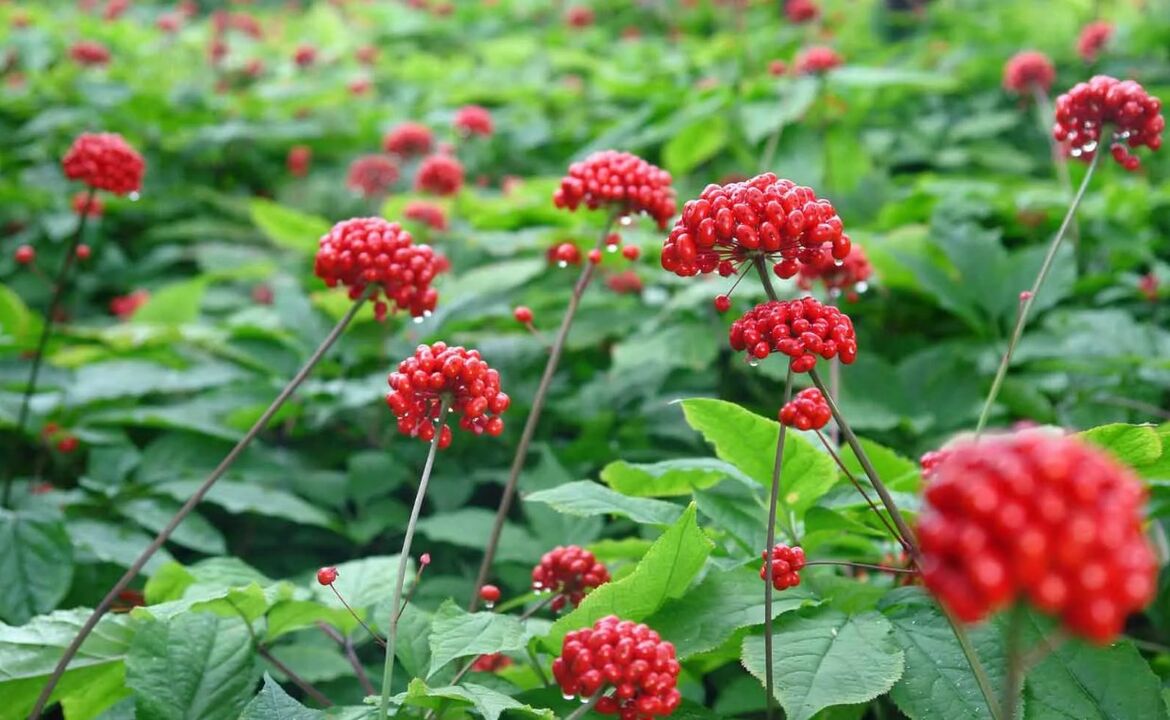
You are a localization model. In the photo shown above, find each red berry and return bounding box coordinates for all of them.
[606,270,643,294]
[287,145,311,178]
[110,289,149,319]
[345,154,399,198]
[565,5,594,27]
[293,44,316,67]
[71,192,104,217]
[760,544,806,590]
[471,652,513,672]
[383,122,434,156]
[778,388,832,430]
[919,429,1156,643]
[1077,21,1113,62]
[479,584,501,603]
[69,40,111,66]
[714,295,731,313]
[14,244,34,265]
[385,342,508,449]
[532,545,611,612]
[588,248,603,264]
[796,244,872,296]
[1053,75,1164,170]
[784,0,819,23]
[62,132,145,195]
[75,244,91,261]
[415,153,464,196]
[621,245,640,261]
[404,201,448,231]
[317,566,339,585]
[795,46,842,75]
[553,616,680,718]
[552,151,676,230]
[729,297,858,372]
[513,306,534,324]
[606,233,621,247]
[1003,51,1056,95]
[549,242,582,266]
[768,59,787,76]
[420,553,431,566]
[55,435,79,453]
[453,105,493,137]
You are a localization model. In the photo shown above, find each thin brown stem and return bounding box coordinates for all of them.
[565,689,607,720]
[812,429,909,553]
[318,622,376,696]
[4,186,95,508]
[380,397,450,720]
[527,646,551,687]
[975,149,1101,434]
[331,584,386,648]
[30,290,372,720]
[763,368,795,720]
[804,560,917,574]
[230,599,334,708]
[470,212,618,610]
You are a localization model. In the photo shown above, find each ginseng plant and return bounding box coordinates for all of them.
[31,216,447,718]
[470,150,677,608]
[3,132,144,508]
[661,172,1003,719]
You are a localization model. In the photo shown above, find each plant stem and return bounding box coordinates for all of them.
[3,186,95,508]
[470,213,617,610]
[380,397,450,720]
[974,149,1101,435]
[565,690,606,720]
[527,646,551,687]
[30,291,372,720]
[318,622,377,696]
[753,255,780,301]
[763,368,795,720]
[812,429,909,553]
[1002,605,1026,720]
[331,583,387,647]
[230,598,334,707]
[804,560,917,574]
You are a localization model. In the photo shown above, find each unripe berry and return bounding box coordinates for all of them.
[317,566,339,585]
[513,306,533,324]
[14,245,34,264]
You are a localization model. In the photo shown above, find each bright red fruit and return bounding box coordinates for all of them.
[317,566,338,585]
[69,40,111,66]
[796,244,872,297]
[287,145,311,178]
[1077,21,1113,63]
[784,0,819,23]
[1053,75,1164,170]
[588,248,603,264]
[714,294,731,313]
[531,545,610,612]
[778,388,832,430]
[918,429,1157,643]
[553,151,677,230]
[385,342,509,449]
[606,270,643,294]
[728,297,857,372]
[293,44,316,67]
[795,46,842,75]
[75,244,91,261]
[472,653,513,672]
[56,436,79,453]
[553,616,681,720]
[479,584,501,603]
[454,105,493,137]
[346,154,399,198]
[1003,51,1056,95]
[71,191,104,217]
[621,245,640,261]
[565,5,594,27]
[313,217,446,320]
[513,306,534,324]
[62,133,145,195]
[549,242,582,267]
[110,289,149,319]
[760,544,806,590]
[415,154,464,196]
[404,201,448,231]
[383,122,434,157]
[14,245,34,265]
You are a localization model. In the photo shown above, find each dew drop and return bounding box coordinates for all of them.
[129,191,140,202]
[1083,140,1098,152]
[423,310,433,318]
[834,258,844,266]
[533,581,544,590]
[562,694,575,701]
[748,359,760,368]
[413,315,424,324]
[828,287,842,299]
[1070,147,1083,158]
[619,215,632,226]
[855,281,869,293]
[580,697,590,704]
[557,260,568,268]
[607,245,618,253]
[485,601,495,609]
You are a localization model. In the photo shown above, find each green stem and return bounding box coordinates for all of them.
[804,560,916,574]
[380,396,451,720]
[975,148,1101,434]
[1002,605,1026,720]
[565,690,606,720]
[763,367,795,720]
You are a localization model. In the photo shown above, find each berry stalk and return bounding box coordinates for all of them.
[803,560,916,574]
[3,186,96,508]
[564,689,607,720]
[975,147,1102,434]
[812,429,909,553]
[231,599,333,707]
[470,213,618,609]
[1002,604,1026,720]
[763,367,795,720]
[318,622,377,696]
[380,396,451,720]
[31,290,373,720]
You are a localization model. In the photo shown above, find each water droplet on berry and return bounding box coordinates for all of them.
[129,191,140,201]
[748,359,759,368]
[557,260,568,268]
[1083,140,1098,152]
[485,601,495,609]
[607,245,618,253]
[580,697,590,704]
[619,215,632,226]
[828,287,842,299]
[424,310,433,318]
[562,694,575,701]
[413,316,424,324]
[533,581,543,590]
[855,281,868,293]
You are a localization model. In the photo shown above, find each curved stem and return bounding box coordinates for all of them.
[318,622,376,696]
[804,560,917,574]
[975,149,1101,435]
[331,583,386,648]
[469,213,618,610]
[30,291,371,720]
[231,599,334,707]
[763,368,795,720]
[3,187,95,508]
[380,397,450,720]
[812,429,909,553]
[753,255,780,301]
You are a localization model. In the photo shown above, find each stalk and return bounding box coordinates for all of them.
[380,397,451,720]
[30,291,372,720]
[1030,85,1079,258]
[1002,605,1026,720]
[3,187,96,508]
[564,690,606,720]
[469,213,618,609]
[812,429,909,553]
[762,368,795,720]
[974,149,1101,434]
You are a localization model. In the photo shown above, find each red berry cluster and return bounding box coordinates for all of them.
[662,173,850,280]
[346,155,399,198]
[293,44,316,67]
[287,145,311,178]
[918,449,949,480]
[110,289,149,319]
[385,342,509,449]
[918,430,1157,643]
[1053,75,1164,170]
[472,653,513,673]
[552,151,677,230]
[606,270,644,294]
[1002,51,1056,95]
[62,133,145,195]
[454,105,493,137]
[532,545,611,612]
[547,242,582,266]
[565,6,595,28]
[156,13,182,32]
[728,297,858,372]
[553,616,681,720]
[796,244,872,298]
[778,388,832,431]
[784,0,819,23]
[1077,21,1113,63]
[795,46,842,75]
[768,59,788,76]
[71,191,103,218]
[383,122,434,157]
[760,544,806,590]
[404,200,449,231]
[70,40,111,66]
[313,217,445,320]
[415,154,464,196]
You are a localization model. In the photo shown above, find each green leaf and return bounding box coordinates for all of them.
[524,481,683,524]
[427,600,526,677]
[125,612,260,720]
[838,438,920,492]
[416,508,542,563]
[156,480,334,528]
[679,399,836,516]
[600,458,743,497]
[0,282,36,347]
[398,678,554,720]
[740,77,819,144]
[241,674,325,720]
[741,607,905,720]
[67,518,173,573]
[0,508,74,624]
[830,66,956,90]
[1079,423,1163,469]
[647,566,819,659]
[546,503,713,649]
[266,600,357,641]
[117,499,226,555]
[663,116,728,175]
[250,198,330,254]
[131,279,208,325]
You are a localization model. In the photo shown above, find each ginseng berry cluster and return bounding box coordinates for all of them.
[62,133,145,195]
[346,155,399,198]
[662,173,850,280]
[778,388,832,431]
[1053,75,1164,170]
[454,105,493,137]
[415,154,464,196]
[313,217,445,320]
[796,244,872,297]
[552,151,677,229]
[1077,21,1113,63]
[795,46,842,75]
[385,342,509,449]
[1002,51,1055,94]
[553,616,681,720]
[383,122,434,156]
[729,297,858,372]
[404,201,449,231]
[918,429,1156,643]
[531,545,611,612]
[760,544,806,590]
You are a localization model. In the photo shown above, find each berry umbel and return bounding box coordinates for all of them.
[62,133,145,195]
[415,154,465,196]
[346,154,400,198]
[760,544,806,590]
[1053,75,1164,170]
[383,122,434,157]
[778,388,832,430]
[729,297,858,372]
[1003,51,1056,95]
[531,545,610,612]
[552,150,677,229]
[454,105,493,137]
